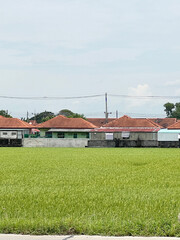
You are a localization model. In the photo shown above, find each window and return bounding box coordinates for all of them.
[58,132,65,138]
[105,133,113,140]
[3,132,7,135]
[73,133,77,138]
[86,133,89,138]
[11,132,16,136]
[45,132,52,138]
[122,132,130,139]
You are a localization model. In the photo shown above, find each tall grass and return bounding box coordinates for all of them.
[0,148,179,236]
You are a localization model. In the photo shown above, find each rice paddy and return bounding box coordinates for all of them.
[0,148,179,236]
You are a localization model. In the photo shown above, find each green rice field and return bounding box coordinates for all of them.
[0,148,179,236]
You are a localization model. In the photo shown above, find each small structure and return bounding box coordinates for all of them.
[88,115,161,147]
[37,115,96,138]
[158,129,180,147]
[0,117,34,146]
[23,115,97,147]
[157,120,180,147]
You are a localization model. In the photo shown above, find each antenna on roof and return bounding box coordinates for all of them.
[104,93,112,123]
[116,110,118,118]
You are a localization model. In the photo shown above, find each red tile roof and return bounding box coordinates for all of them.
[0,115,6,118]
[29,120,38,126]
[149,118,177,128]
[87,118,116,127]
[103,115,161,128]
[0,118,34,129]
[37,115,97,129]
[91,128,160,133]
[168,120,180,129]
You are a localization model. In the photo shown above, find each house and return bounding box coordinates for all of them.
[156,120,180,147]
[0,117,34,146]
[23,115,97,147]
[37,115,97,138]
[88,115,161,147]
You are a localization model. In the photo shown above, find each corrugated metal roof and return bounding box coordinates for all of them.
[48,128,92,132]
[158,129,180,133]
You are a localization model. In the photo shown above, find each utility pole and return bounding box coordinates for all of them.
[105,93,108,123]
[116,110,118,118]
[27,111,29,122]
[104,93,112,124]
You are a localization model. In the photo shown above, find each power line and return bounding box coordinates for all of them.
[109,94,180,99]
[0,93,178,100]
[0,94,104,100]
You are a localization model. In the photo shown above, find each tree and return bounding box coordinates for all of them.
[30,111,55,123]
[0,110,12,118]
[164,102,175,117]
[164,102,180,119]
[58,109,86,119]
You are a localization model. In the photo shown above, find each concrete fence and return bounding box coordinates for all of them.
[23,138,89,148]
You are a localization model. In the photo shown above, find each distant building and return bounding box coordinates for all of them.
[37,115,97,139]
[0,117,34,146]
[89,115,161,147]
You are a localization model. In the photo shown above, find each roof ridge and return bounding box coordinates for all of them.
[146,118,162,128]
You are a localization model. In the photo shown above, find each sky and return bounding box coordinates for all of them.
[0,0,180,118]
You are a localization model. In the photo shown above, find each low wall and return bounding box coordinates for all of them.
[88,140,158,148]
[23,138,89,148]
[158,141,180,148]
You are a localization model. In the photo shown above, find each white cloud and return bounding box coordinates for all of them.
[127,84,152,107]
[165,80,180,87]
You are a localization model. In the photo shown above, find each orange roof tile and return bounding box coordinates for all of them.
[0,115,6,118]
[168,120,180,129]
[0,118,34,129]
[29,120,38,126]
[149,118,177,128]
[103,115,161,128]
[37,115,97,129]
[86,118,116,127]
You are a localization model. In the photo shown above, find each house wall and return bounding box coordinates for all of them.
[0,129,30,139]
[40,129,48,137]
[91,132,157,141]
[158,131,180,141]
[40,129,89,138]
[23,138,88,148]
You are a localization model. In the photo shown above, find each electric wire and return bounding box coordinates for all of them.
[0,94,104,100]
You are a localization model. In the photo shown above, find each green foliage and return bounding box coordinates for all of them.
[30,111,55,123]
[164,102,175,117]
[164,102,180,119]
[0,110,12,118]
[0,148,179,236]
[58,109,86,119]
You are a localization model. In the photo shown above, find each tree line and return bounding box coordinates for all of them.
[1,103,180,123]
[0,109,85,123]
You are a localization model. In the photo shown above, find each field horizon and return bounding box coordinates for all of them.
[0,148,179,236]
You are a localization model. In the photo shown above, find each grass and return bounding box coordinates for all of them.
[0,147,179,236]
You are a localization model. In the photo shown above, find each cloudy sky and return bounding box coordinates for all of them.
[1,0,180,118]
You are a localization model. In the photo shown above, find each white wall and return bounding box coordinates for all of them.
[23,138,88,148]
[158,131,180,141]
